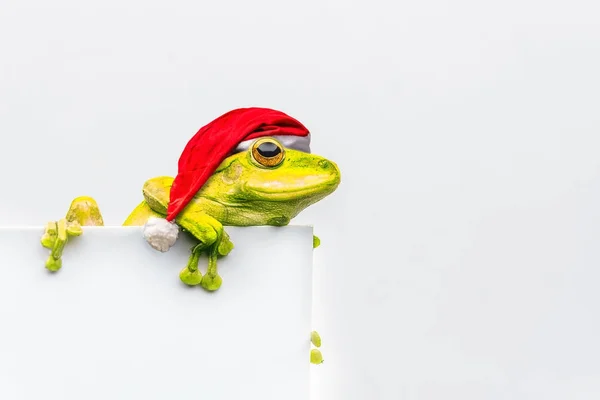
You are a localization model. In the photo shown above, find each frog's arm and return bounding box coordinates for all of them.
[142,177,233,291]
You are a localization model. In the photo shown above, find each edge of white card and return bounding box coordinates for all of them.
[0,226,313,400]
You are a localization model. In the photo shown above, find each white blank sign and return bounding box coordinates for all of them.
[0,226,313,400]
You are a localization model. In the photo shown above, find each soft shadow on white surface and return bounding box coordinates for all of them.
[0,226,313,400]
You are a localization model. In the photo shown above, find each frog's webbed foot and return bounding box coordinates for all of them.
[310,330,324,364]
[175,214,233,292]
[179,234,229,291]
[41,197,104,271]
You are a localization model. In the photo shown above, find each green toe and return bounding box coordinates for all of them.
[41,234,55,249]
[217,236,234,256]
[311,331,322,347]
[45,256,62,272]
[179,267,203,286]
[310,349,324,364]
[41,222,57,249]
[200,274,223,291]
[66,221,83,236]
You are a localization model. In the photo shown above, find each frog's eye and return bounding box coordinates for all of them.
[251,138,285,167]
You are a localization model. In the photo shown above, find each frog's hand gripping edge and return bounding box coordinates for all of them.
[41,219,82,271]
[40,196,103,271]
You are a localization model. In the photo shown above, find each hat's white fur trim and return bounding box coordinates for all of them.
[234,133,311,154]
[143,217,179,252]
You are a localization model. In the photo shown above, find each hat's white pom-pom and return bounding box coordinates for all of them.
[143,217,179,252]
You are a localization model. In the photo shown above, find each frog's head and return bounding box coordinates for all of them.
[210,137,341,222]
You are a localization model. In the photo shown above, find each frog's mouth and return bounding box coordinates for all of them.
[245,169,341,202]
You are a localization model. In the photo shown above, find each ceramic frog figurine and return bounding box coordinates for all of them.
[40,108,340,364]
[42,137,340,288]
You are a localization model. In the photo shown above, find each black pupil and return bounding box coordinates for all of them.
[257,142,281,158]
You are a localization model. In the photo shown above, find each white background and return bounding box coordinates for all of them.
[1,0,600,399]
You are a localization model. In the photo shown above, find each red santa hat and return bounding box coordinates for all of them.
[143,107,311,252]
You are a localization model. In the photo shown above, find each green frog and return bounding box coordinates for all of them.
[42,135,340,283]
[41,107,340,361]
[40,128,340,363]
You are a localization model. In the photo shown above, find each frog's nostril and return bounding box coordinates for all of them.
[318,160,330,169]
